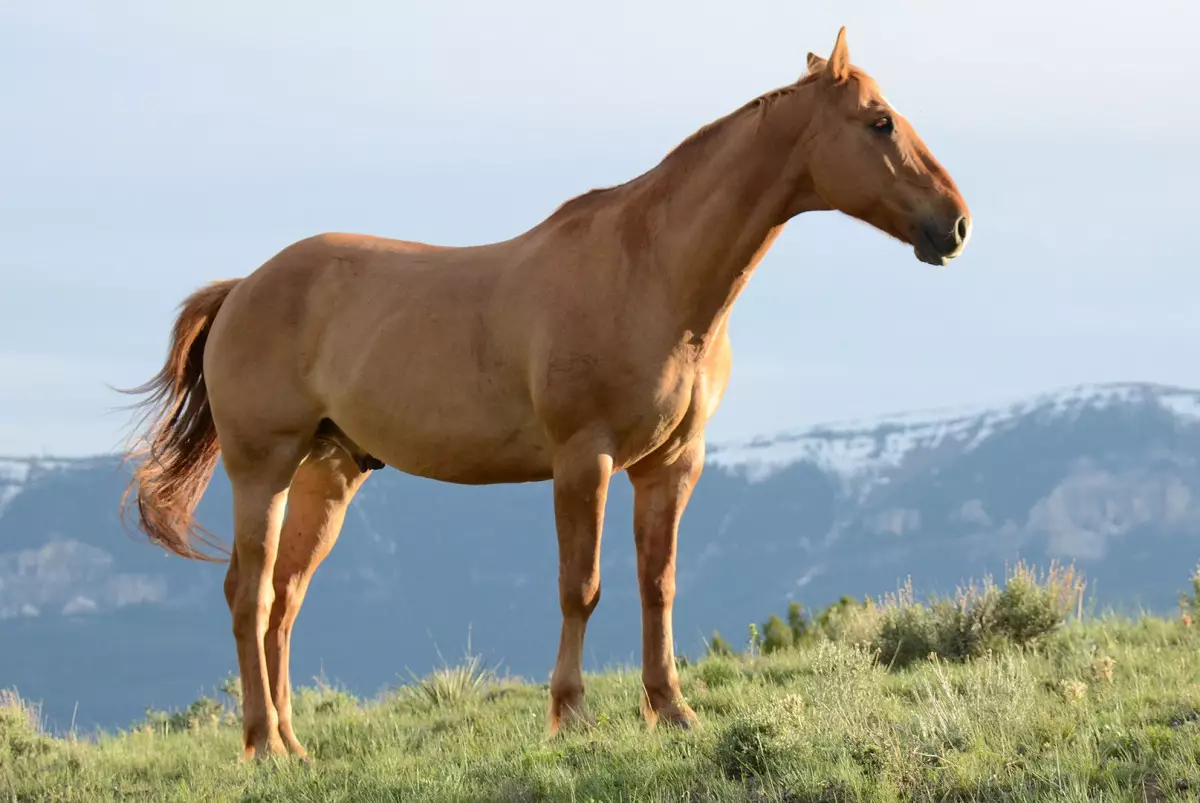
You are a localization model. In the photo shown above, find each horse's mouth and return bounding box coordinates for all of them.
[914,244,949,267]
[913,226,956,267]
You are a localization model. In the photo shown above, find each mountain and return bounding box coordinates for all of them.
[2,381,1199,733]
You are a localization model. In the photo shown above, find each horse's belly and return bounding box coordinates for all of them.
[325,384,554,485]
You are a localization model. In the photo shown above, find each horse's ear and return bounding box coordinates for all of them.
[826,26,850,82]
[805,51,827,75]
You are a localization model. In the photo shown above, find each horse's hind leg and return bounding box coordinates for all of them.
[547,433,614,735]
[220,434,310,761]
[265,446,368,760]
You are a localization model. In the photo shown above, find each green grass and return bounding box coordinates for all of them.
[6,564,1200,801]
[4,616,1200,801]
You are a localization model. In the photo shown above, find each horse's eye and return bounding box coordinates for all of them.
[872,116,894,135]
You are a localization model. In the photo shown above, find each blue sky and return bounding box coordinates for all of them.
[1,0,1197,455]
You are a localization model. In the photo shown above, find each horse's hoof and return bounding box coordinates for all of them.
[285,740,311,763]
[643,694,700,731]
[240,735,288,764]
[660,707,700,730]
[548,693,596,736]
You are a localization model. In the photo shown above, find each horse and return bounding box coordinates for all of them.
[119,27,971,761]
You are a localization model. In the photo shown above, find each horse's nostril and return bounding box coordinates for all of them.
[955,215,971,244]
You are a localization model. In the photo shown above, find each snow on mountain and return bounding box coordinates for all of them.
[706,382,1200,484]
[0,459,33,514]
[4,384,1196,505]
[1161,390,1200,422]
[0,456,115,517]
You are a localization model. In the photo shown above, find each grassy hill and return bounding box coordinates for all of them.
[6,563,1200,802]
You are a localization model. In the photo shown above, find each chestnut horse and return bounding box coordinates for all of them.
[120,28,970,761]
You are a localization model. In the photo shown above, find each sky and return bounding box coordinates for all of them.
[1,0,1198,456]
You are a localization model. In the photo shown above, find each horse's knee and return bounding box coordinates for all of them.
[561,576,601,619]
[639,572,675,611]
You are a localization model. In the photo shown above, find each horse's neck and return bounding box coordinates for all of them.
[637,96,817,353]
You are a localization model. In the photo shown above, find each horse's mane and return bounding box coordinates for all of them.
[546,71,825,222]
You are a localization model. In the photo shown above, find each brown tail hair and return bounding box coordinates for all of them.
[118,279,242,562]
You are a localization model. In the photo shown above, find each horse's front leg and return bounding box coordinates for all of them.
[626,436,704,729]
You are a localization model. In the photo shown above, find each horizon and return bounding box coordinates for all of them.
[0,378,1195,460]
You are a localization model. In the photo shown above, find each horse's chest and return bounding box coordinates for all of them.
[536,338,730,463]
[611,368,715,466]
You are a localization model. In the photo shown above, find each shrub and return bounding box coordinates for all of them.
[787,601,810,643]
[141,695,230,734]
[872,561,1085,668]
[713,711,795,781]
[761,614,794,654]
[740,562,1086,669]
[876,577,1004,667]
[1179,563,1200,617]
[217,671,242,715]
[993,560,1085,646]
[0,689,52,765]
[292,673,360,719]
[821,597,881,648]
[873,594,940,668]
[695,656,743,689]
[706,631,735,657]
[746,623,761,658]
[745,596,880,656]
[404,648,496,708]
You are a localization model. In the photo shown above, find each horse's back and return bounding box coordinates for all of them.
[202,230,552,482]
[295,231,455,256]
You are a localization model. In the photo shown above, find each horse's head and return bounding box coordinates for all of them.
[802,28,971,266]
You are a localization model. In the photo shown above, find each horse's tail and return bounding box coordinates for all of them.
[118,279,242,562]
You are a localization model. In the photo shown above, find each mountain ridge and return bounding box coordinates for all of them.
[708,380,1200,480]
[5,380,1197,494]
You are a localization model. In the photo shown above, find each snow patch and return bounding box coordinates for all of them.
[707,382,1200,484]
[0,459,34,516]
[0,456,114,517]
[1161,393,1200,422]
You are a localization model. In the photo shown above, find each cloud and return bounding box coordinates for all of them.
[795,565,825,589]
[867,508,922,537]
[956,499,993,527]
[62,596,98,616]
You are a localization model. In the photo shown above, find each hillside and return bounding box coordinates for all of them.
[5,604,1200,802]
[2,381,1200,733]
